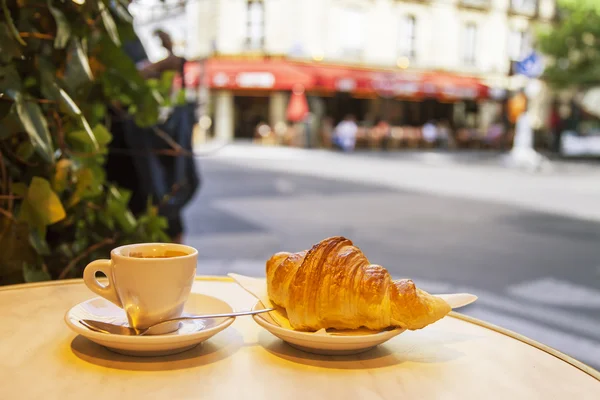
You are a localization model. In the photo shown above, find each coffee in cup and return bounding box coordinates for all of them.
[83,243,198,334]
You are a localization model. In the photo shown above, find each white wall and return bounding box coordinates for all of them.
[177,0,553,79]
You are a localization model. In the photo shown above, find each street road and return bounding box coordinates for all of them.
[183,144,600,368]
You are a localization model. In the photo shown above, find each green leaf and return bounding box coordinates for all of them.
[67,123,110,149]
[0,64,22,93]
[92,124,112,146]
[65,39,93,90]
[29,230,50,255]
[0,99,11,122]
[19,177,66,227]
[112,1,133,23]
[23,262,51,283]
[52,159,71,193]
[12,92,54,164]
[23,76,37,89]
[99,2,121,46]
[0,22,23,60]
[106,185,136,233]
[80,116,99,150]
[47,0,71,49]
[11,183,27,197]
[91,103,106,124]
[0,0,26,46]
[67,167,99,207]
[16,140,34,160]
[0,106,22,139]
[38,62,100,151]
[175,89,187,106]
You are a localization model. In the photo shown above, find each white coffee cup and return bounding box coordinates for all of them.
[83,243,198,334]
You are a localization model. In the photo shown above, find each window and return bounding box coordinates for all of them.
[510,0,537,16]
[460,0,491,9]
[339,8,365,57]
[246,0,264,50]
[509,30,528,61]
[399,16,417,60]
[463,23,477,66]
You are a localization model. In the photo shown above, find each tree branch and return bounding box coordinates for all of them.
[19,32,54,40]
[0,97,57,104]
[0,207,16,222]
[58,237,115,280]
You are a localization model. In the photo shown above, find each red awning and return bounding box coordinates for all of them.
[369,71,424,98]
[184,59,490,100]
[203,59,315,90]
[303,64,371,93]
[422,72,489,100]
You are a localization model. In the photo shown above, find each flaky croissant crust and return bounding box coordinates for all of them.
[266,236,451,331]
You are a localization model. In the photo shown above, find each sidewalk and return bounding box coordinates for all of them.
[205,143,600,223]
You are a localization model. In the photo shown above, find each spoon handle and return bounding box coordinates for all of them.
[167,308,275,323]
[146,308,275,331]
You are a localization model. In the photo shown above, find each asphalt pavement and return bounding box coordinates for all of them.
[182,143,600,369]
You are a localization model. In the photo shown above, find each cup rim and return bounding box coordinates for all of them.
[110,243,198,262]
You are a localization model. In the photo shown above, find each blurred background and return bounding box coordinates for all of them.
[125,0,600,368]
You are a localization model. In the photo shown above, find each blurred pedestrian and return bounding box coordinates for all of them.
[548,100,562,153]
[436,120,453,149]
[422,120,438,147]
[370,117,391,150]
[106,30,199,244]
[332,114,358,152]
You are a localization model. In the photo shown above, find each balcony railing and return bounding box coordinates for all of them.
[459,0,491,10]
[510,0,538,17]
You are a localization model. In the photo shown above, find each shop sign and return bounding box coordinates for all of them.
[371,73,422,97]
[236,72,275,88]
[213,72,229,87]
[336,78,356,92]
[441,86,479,99]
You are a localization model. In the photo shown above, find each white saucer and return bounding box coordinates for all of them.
[251,301,406,355]
[65,293,234,357]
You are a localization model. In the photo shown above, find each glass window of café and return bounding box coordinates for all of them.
[246,0,265,50]
[462,22,477,66]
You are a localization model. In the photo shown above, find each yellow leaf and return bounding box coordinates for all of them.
[52,159,71,193]
[21,177,66,226]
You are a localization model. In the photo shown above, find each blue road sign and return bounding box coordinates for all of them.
[515,51,545,78]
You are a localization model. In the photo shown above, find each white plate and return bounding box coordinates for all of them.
[64,293,234,357]
[251,301,406,355]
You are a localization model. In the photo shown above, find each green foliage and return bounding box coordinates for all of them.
[537,0,600,88]
[0,0,172,285]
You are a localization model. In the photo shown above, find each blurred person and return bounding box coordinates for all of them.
[320,116,335,148]
[140,29,185,80]
[436,120,453,149]
[371,117,391,150]
[106,30,199,244]
[332,114,358,152]
[422,120,438,147]
[254,120,276,145]
[485,118,505,149]
[548,100,562,153]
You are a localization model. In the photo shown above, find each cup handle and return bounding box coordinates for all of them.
[83,259,122,308]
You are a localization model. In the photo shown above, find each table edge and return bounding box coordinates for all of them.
[2,275,599,381]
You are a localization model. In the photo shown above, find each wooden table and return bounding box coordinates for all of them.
[1,277,598,399]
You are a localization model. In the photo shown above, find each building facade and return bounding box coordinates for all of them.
[135,0,556,145]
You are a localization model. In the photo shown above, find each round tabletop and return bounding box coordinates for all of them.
[0,277,598,399]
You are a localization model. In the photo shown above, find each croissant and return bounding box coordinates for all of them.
[266,236,451,331]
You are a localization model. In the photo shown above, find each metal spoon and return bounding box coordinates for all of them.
[79,308,274,336]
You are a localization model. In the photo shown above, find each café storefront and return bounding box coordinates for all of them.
[184,57,496,146]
